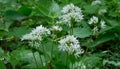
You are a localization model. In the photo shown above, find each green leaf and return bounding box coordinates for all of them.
[73,27,92,38]
[82,54,102,69]
[0,31,7,39]
[5,10,27,21]
[18,6,32,16]
[49,1,61,17]
[89,33,115,48]
[0,61,6,69]
[83,5,99,14]
[8,26,32,38]
[10,49,43,68]
[31,0,50,17]
[0,47,4,56]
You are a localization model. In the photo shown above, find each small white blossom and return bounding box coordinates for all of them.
[93,26,99,34]
[88,16,107,35]
[98,9,107,15]
[58,35,84,57]
[100,20,106,28]
[88,16,98,24]
[21,33,42,41]
[21,25,50,41]
[51,25,62,31]
[91,0,101,5]
[29,41,40,49]
[57,3,84,27]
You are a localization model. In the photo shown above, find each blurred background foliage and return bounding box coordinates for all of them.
[0,0,120,69]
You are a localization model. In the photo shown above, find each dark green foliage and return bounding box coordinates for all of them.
[0,0,120,69]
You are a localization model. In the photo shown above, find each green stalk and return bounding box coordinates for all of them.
[32,52,39,68]
[51,41,54,60]
[40,54,44,67]
[56,41,59,63]
[66,53,69,69]
[70,19,74,35]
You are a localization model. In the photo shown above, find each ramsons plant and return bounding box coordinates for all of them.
[0,0,120,69]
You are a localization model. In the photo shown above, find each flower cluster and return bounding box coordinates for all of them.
[21,25,51,41]
[91,0,102,5]
[98,9,107,15]
[58,35,84,57]
[88,16,106,34]
[50,25,62,31]
[57,3,84,27]
[88,16,98,25]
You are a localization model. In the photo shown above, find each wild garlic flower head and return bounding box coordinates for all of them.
[93,26,99,34]
[98,9,107,15]
[100,20,106,28]
[51,25,62,31]
[31,25,51,36]
[58,35,84,57]
[88,16,98,24]
[91,0,101,5]
[57,3,84,27]
[21,33,42,41]
[70,61,86,69]
[21,25,50,41]
[88,16,106,34]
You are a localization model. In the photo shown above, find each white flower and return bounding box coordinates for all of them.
[100,20,106,28]
[88,16,106,34]
[31,25,51,36]
[91,0,101,5]
[93,26,99,34]
[88,16,98,24]
[21,25,50,41]
[98,9,107,15]
[58,35,83,57]
[21,33,42,41]
[51,25,62,31]
[29,41,40,49]
[57,3,84,27]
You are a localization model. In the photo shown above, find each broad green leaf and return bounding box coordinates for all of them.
[30,0,50,17]
[0,31,7,39]
[49,1,61,17]
[8,26,32,38]
[83,5,99,14]
[98,26,113,34]
[18,6,32,16]
[10,49,44,68]
[73,27,92,38]
[82,54,102,69]
[0,47,4,56]
[0,61,6,69]
[5,10,27,21]
[89,33,115,48]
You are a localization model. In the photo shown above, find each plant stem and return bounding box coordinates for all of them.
[66,53,69,69]
[56,42,59,63]
[51,41,54,60]
[38,49,44,67]
[32,52,39,68]
[70,19,74,35]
